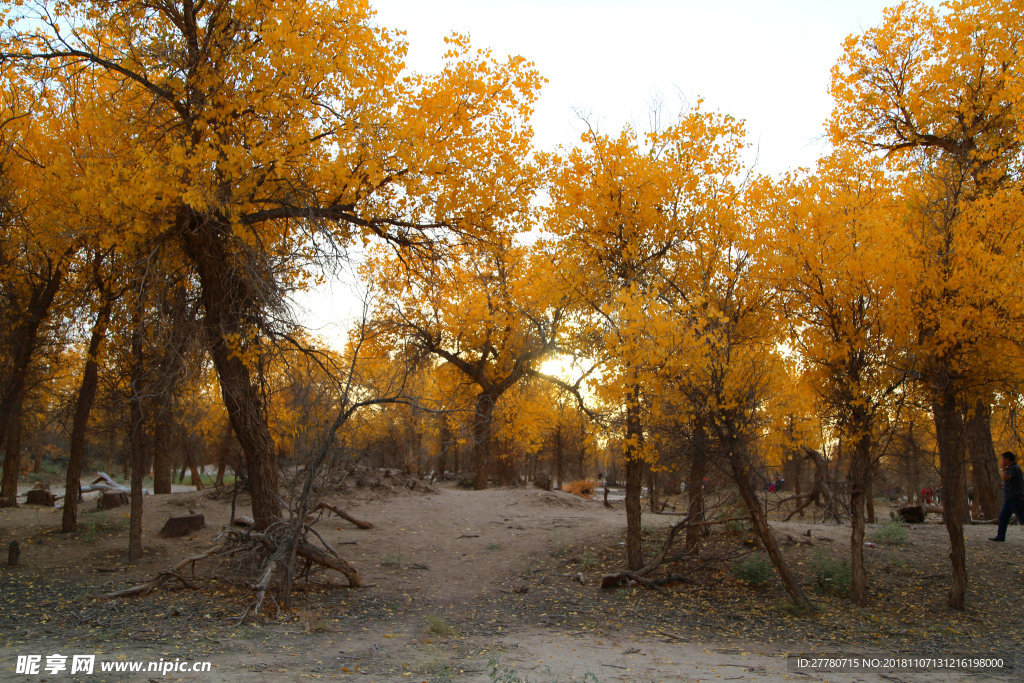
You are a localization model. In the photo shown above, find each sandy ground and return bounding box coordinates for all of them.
[1,478,1021,682]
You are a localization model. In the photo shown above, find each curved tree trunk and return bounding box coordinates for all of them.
[62,294,112,532]
[932,386,969,610]
[729,440,811,609]
[0,258,66,487]
[186,222,280,530]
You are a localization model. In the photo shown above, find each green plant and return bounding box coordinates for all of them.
[732,554,773,586]
[724,518,749,535]
[486,654,530,683]
[77,512,128,541]
[579,552,599,570]
[426,614,456,637]
[380,552,403,568]
[486,542,501,551]
[870,520,908,546]
[810,550,852,595]
[424,659,457,683]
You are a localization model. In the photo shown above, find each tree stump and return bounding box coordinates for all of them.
[158,513,205,538]
[25,489,55,506]
[97,492,129,510]
[898,505,926,524]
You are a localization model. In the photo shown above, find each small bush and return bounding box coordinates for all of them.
[870,520,908,546]
[486,542,501,551]
[426,614,456,637]
[732,554,773,586]
[810,551,852,595]
[561,479,599,498]
[380,552,403,568]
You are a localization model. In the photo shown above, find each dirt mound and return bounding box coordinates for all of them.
[526,489,592,508]
[337,466,439,496]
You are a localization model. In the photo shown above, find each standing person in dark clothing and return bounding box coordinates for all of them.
[990,451,1024,542]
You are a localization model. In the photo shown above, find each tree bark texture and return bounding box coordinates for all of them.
[471,393,495,490]
[729,441,811,608]
[62,295,112,532]
[932,385,969,610]
[185,221,281,529]
[964,397,1000,520]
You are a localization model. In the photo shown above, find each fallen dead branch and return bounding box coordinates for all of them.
[600,515,747,589]
[308,502,373,529]
[102,541,226,598]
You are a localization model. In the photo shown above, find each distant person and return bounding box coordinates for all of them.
[990,451,1024,542]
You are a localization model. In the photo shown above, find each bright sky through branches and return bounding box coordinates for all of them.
[296,0,939,341]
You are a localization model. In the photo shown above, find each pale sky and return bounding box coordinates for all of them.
[296,0,936,341]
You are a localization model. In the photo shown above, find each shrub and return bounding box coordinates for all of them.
[426,614,456,636]
[810,551,852,595]
[561,479,599,498]
[870,520,908,546]
[732,554,773,586]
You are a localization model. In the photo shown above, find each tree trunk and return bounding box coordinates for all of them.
[128,328,146,562]
[866,480,876,524]
[964,397,1000,520]
[470,393,495,490]
[730,439,811,608]
[437,417,450,478]
[0,258,66,470]
[0,396,23,504]
[185,220,281,530]
[686,428,708,551]
[624,391,644,571]
[62,296,112,532]
[647,466,659,513]
[847,418,872,606]
[554,424,564,490]
[932,385,969,610]
[186,450,204,490]
[151,417,173,494]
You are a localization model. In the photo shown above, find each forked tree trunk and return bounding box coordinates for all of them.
[62,295,112,532]
[0,259,66,492]
[470,393,495,490]
[964,398,1000,520]
[186,222,281,530]
[932,385,969,610]
[186,450,204,490]
[729,440,811,609]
